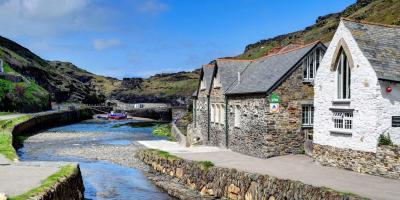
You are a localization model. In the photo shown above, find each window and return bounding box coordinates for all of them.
[302,105,314,127]
[220,104,225,125]
[200,80,206,90]
[216,104,220,124]
[210,104,215,123]
[303,49,324,82]
[336,50,351,99]
[234,105,241,127]
[332,111,353,130]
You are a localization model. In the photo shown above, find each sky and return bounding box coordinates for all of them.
[0,0,355,78]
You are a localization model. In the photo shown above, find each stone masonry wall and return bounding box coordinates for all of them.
[136,149,366,200]
[32,164,85,200]
[12,109,93,148]
[209,86,226,147]
[313,144,400,179]
[192,90,209,143]
[227,61,314,158]
[227,94,269,158]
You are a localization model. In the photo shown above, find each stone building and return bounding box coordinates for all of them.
[192,42,327,159]
[313,18,400,179]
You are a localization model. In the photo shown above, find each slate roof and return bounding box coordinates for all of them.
[226,42,323,95]
[215,59,252,92]
[342,18,400,82]
[202,64,215,93]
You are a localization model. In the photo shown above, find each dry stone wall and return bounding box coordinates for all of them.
[313,144,400,179]
[136,149,366,200]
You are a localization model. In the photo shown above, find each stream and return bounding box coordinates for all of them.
[17,119,173,200]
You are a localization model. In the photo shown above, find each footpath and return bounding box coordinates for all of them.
[139,140,400,200]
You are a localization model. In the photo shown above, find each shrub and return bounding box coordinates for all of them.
[378,133,393,146]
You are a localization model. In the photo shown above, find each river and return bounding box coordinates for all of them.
[17,119,174,200]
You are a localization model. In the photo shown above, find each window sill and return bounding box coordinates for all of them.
[332,99,351,104]
[302,125,313,129]
[303,79,314,84]
[330,129,352,137]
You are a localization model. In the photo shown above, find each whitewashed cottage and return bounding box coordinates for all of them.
[313,18,400,179]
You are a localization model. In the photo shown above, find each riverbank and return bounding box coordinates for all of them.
[0,109,91,199]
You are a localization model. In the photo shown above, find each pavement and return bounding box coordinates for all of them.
[0,154,72,197]
[139,140,400,200]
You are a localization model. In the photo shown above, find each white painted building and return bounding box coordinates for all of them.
[314,18,400,153]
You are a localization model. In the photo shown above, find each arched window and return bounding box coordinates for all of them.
[336,49,351,99]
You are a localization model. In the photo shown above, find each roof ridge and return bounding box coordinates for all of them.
[254,41,320,61]
[216,41,320,63]
[341,17,400,28]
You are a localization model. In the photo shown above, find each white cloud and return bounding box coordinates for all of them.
[92,39,122,51]
[137,0,169,15]
[0,0,111,38]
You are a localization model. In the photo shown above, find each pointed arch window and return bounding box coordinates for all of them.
[336,49,351,99]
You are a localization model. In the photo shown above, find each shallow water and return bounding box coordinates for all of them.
[18,119,172,200]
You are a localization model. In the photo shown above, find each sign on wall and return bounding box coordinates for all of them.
[269,93,280,113]
[270,103,280,113]
[392,116,400,127]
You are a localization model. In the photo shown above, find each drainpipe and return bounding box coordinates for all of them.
[207,96,210,141]
[225,96,229,148]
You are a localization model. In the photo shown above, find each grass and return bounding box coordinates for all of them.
[0,115,31,160]
[197,160,214,171]
[150,149,178,161]
[0,112,16,116]
[8,165,78,200]
[152,124,176,141]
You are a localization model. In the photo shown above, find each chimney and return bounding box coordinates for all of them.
[237,71,241,83]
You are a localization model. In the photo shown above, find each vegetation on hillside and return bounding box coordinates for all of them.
[237,0,400,59]
[0,63,50,112]
[152,124,175,141]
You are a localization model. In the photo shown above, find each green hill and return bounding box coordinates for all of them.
[237,0,400,59]
[0,62,50,112]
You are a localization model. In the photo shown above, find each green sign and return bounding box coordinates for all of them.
[270,93,280,103]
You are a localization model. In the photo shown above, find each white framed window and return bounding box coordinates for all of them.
[234,105,241,128]
[200,80,206,90]
[302,105,314,127]
[303,49,324,82]
[211,104,215,123]
[220,104,225,125]
[336,50,351,99]
[332,111,353,130]
[216,104,220,124]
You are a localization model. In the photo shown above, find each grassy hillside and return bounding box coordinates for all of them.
[0,36,105,104]
[238,0,400,59]
[0,63,50,112]
[110,71,200,105]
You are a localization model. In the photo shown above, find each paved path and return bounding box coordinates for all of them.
[139,140,400,200]
[0,114,26,121]
[0,161,68,196]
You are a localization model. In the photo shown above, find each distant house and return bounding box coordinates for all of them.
[313,18,400,178]
[192,41,327,158]
[0,59,3,73]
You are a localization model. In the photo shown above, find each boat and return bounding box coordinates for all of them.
[107,112,127,120]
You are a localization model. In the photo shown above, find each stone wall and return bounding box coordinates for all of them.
[209,86,226,147]
[32,164,85,200]
[227,94,269,158]
[227,61,314,158]
[171,123,188,147]
[192,91,209,143]
[12,109,93,148]
[313,144,400,179]
[118,107,172,121]
[136,149,365,200]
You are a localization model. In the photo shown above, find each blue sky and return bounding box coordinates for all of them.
[0,0,355,78]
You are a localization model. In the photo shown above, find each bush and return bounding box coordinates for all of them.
[378,133,393,146]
